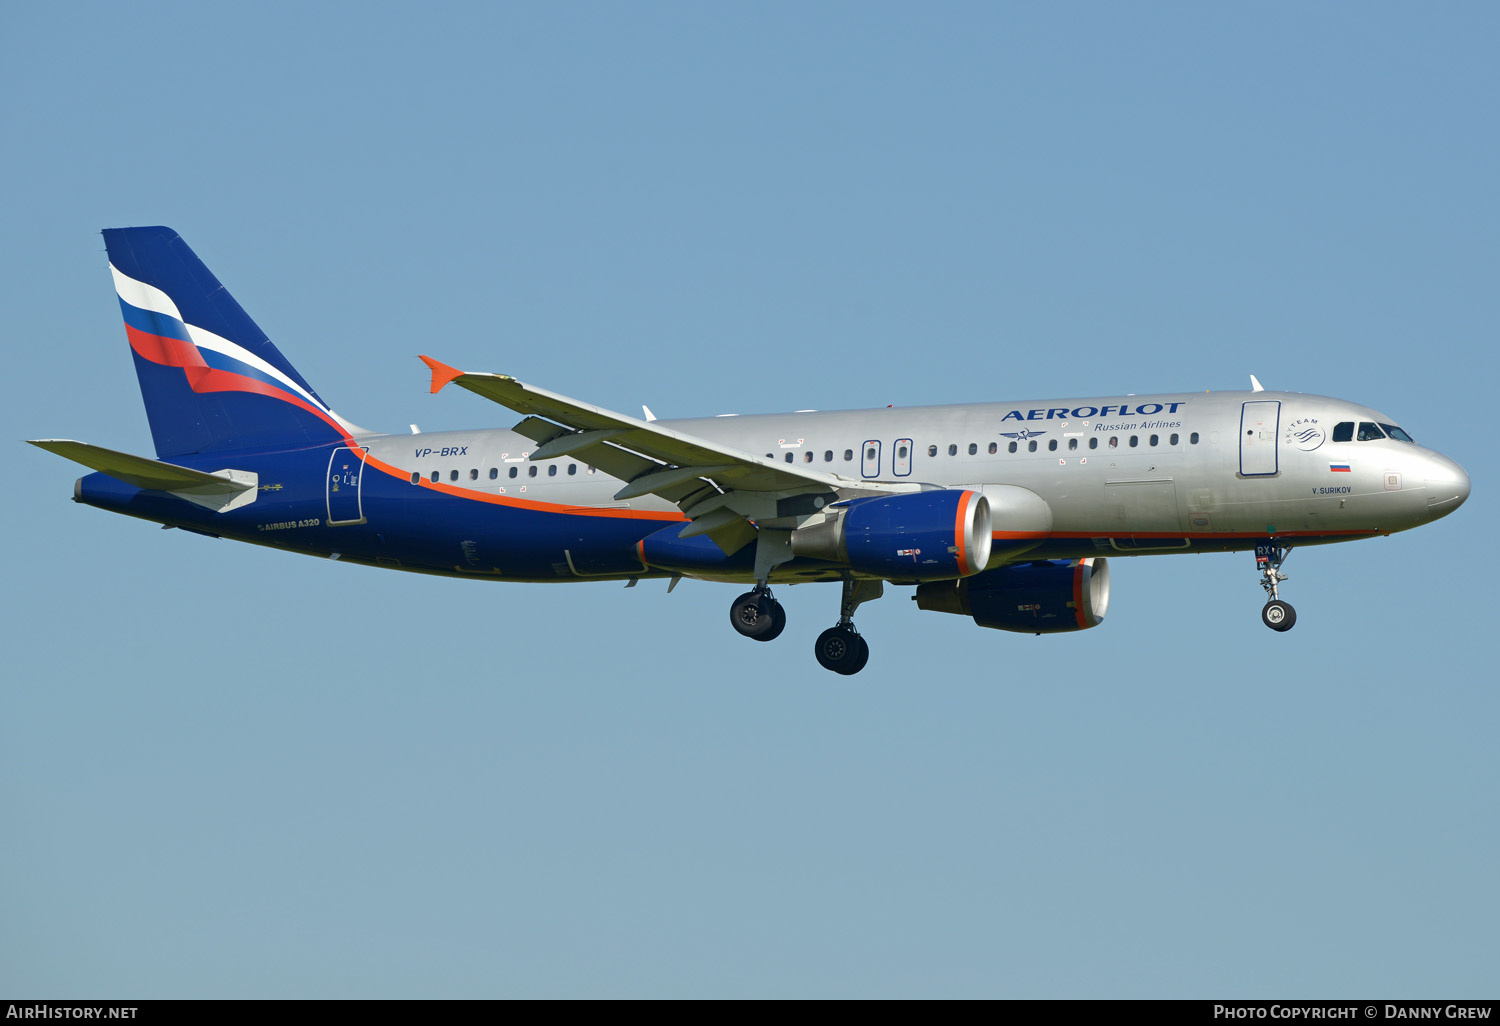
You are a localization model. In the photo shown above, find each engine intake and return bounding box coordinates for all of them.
[914,558,1110,633]
[791,490,992,581]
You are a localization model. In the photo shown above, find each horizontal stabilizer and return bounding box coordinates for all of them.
[28,439,258,512]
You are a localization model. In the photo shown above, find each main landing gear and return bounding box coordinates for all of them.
[814,579,883,676]
[727,578,883,675]
[729,587,786,642]
[1256,542,1297,632]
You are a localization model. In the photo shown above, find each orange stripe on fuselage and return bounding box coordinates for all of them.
[359,451,686,522]
[996,528,1381,541]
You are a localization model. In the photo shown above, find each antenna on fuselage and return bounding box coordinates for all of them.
[1250,375,1265,392]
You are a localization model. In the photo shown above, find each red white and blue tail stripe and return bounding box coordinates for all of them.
[103,226,359,457]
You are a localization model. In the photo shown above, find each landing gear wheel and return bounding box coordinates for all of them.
[814,626,869,675]
[1261,599,1296,632]
[730,590,785,641]
[764,598,787,641]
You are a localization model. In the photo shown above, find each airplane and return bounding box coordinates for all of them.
[29,227,1471,674]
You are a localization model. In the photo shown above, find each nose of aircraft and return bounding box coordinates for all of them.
[1425,453,1470,518]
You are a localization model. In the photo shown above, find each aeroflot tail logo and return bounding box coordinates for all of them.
[1000,402,1187,423]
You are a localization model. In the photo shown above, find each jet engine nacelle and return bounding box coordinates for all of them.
[791,489,992,581]
[914,558,1110,633]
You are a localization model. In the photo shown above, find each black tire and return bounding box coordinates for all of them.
[761,599,787,642]
[730,591,782,640]
[814,626,867,674]
[1261,600,1297,632]
[847,633,870,674]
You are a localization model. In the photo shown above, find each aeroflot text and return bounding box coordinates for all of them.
[999,402,1187,422]
[1214,1010,1491,1021]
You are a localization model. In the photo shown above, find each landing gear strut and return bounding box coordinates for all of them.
[729,587,786,642]
[815,579,883,675]
[1256,542,1296,632]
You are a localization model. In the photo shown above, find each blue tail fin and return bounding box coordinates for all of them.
[103,226,356,457]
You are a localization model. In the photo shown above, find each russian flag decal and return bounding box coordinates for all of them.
[1330,463,1352,473]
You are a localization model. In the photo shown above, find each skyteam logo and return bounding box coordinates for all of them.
[1283,417,1326,452]
[999,429,1047,441]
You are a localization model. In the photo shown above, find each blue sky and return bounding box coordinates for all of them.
[2,1,1494,998]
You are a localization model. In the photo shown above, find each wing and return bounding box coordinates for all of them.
[420,356,913,552]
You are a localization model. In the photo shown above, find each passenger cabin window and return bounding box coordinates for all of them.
[804,451,813,463]
[470,469,478,480]
[1068,438,1078,450]
[1008,441,1017,453]
[1048,439,1057,451]
[568,464,577,475]
[489,467,498,480]
[1332,422,1355,442]
[1189,432,1199,444]
[1089,438,1098,449]
[528,466,537,477]
[928,445,937,457]
[1358,422,1386,441]
[1149,434,1158,446]
[509,467,518,478]
[410,472,420,484]
[1170,433,1179,445]
[825,450,834,462]
[948,444,958,456]
[1382,424,1415,443]
[844,449,854,462]
[1129,436,1139,448]
[968,443,977,455]
[785,452,794,463]
[1027,440,1037,452]
[548,465,557,476]
[988,442,997,454]
[431,471,440,482]
[450,470,459,481]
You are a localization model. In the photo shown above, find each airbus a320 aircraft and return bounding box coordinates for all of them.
[31,227,1471,674]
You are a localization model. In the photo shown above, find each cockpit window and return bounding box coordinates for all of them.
[1381,423,1415,443]
[1357,422,1386,441]
[1332,422,1354,442]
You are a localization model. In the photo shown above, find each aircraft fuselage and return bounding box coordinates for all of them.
[75,388,1467,583]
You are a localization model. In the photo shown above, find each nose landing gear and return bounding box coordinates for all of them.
[1256,542,1296,632]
